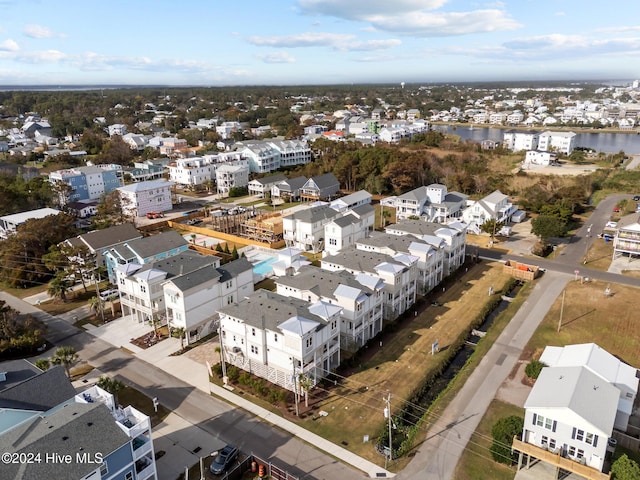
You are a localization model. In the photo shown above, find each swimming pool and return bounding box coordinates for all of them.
[253,257,277,276]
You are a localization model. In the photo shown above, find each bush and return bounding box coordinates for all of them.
[490,415,524,464]
[611,454,640,480]
[226,365,240,382]
[525,360,546,380]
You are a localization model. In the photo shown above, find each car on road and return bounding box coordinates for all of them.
[633,195,640,201]
[209,444,239,475]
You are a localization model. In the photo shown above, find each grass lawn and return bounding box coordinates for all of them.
[296,261,512,468]
[374,204,396,229]
[117,385,171,428]
[0,282,49,299]
[583,235,615,271]
[522,279,640,368]
[38,288,99,316]
[454,400,521,480]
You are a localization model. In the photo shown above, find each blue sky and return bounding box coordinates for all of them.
[0,0,638,86]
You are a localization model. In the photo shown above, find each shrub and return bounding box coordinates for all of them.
[490,415,524,464]
[611,454,640,480]
[226,365,240,382]
[525,360,546,380]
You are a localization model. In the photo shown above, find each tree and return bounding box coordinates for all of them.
[298,374,313,408]
[47,274,71,302]
[611,454,640,480]
[172,326,186,350]
[51,346,79,379]
[489,415,524,464]
[480,219,505,242]
[88,295,105,323]
[34,358,50,371]
[97,376,125,404]
[531,215,568,243]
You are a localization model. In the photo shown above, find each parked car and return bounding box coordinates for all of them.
[605,221,618,229]
[209,444,239,475]
[99,289,119,301]
[633,195,640,201]
[613,206,620,213]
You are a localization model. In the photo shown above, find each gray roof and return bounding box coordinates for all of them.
[307,172,339,189]
[0,366,76,411]
[0,359,43,392]
[287,204,340,223]
[332,214,358,227]
[439,192,468,207]
[357,232,428,253]
[278,176,308,191]
[351,203,375,216]
[218,289,328,333]
[397,186,428,201]
[136,250,218,278]
[168,257,252,291]
[617,212,640,229]
[78,223,141,251]
[252,173,287,186]
[385,219,442,236]
[322,246,398,274]
[124,230,188,259]
[117,179,174,192]
[275,265,375,299]
[2,402,130,480]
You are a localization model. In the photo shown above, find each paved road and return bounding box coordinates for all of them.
[0,293,362,480]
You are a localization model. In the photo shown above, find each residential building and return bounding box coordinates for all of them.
[0,208,62,239]
[162,257,254,344]
[270,247,312,277]
[539,343,639,431]
[356,232,446,294]
[117,180,174,218]
[275,265,384,353]
[215,163,249,196]
[385,219,467,276]
[299,173,340,202]
[395,184,468,223]
[330,190,372,212]
[613,212,640,260]
[49,165,122,205]
[122,133,148,151]
[67,200,99,219]
[168,156,215,187]
[247,173,287,198]
[116,249,219,325]
[158,137,187,156]
[524,150,558,167]
[236,139,311,173]
[461,190,518,229]
[128,162,165,182]
[0,365,157,480]
[107,123,127,137]
[321,246,418,321]
[218,289,341,391]
[502,130,539,151]
[538,131,577,155]
[271,176,308,202]
[283,204,342,253]
[71,223,143,283]
[21,120,51,138]
[520,365,618,473]
[323,204,375,256]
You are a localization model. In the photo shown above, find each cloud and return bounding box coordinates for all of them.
[596,25,640,34]
[297,0,519,36]
[248,32,355,48]
[256,52,296,64]
[0,39,19,51]
[23,24,66,39]
[337,39,402,51]
[13,49,67,63]
[297,0,446,20]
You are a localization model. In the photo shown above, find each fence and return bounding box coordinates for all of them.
[214,454,299,480]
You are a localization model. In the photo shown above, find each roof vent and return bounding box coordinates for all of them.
[62,436,69,441]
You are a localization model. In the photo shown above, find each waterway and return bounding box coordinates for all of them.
[432,125,640,154]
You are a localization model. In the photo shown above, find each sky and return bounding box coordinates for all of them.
[0,0,638,86]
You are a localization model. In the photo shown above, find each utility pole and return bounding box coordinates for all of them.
[218,327,228,385]
[293,359,299,416]
[383,393,392,468]
[558,290,565,333]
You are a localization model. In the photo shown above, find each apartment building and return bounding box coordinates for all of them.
[215,163,249,196]
[117,180,174,218]
[394,184,468,223]
[49,165,122,205]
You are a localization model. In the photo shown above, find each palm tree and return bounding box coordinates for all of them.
[150,315,161,339]
[298,374,313,408]
[381,209,392,228]
[47,275,70,302]
[34,358,50,371]
[51,346,79,379]
[88,295,105,323]
[172,326,186,350]
[97,376,125,404]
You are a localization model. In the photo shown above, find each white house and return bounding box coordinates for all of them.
[247,173,287,198]
[539,343,639,431]
[321,246,418,321]
[283,204,341,253]
[395,184,468,223]
[323,204,375,256]
[461,190,518,229]
[275,265,384,353]
[270,247,312,277]
[117,180,174,218]
[524,150,558,167]
[521,365,618,473]
[613,212,640,261]
[215,163,249,196]
[502,130,539,151]
[218,289,342,392]
[168,157,215,187]
[162,257,254,345]
[329,190,372,212]
[0,208,62,239]
[356,232,446,295]
[107,124,127,137]
[385,219,467,277]
[537,131,577,155]
[271,176,308,202]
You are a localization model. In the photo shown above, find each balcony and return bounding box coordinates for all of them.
[135,456,156,480]
[132,434,153,460]
[512,438,610,480]
[116,405,151,439]
[75,385,116,413]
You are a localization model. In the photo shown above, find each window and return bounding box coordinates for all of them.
[125,473,133,480]
[306,337,313,348]
[226,280,233,288]
[577,449,584,459]
[568,446,576,457]
[100,462,108,476]
[251,345,259,354]
[251,328,256,336]
[140,285,146,293]
[585,432,594,445]
[329,238,337,246]
[227,295,234,305]
[576,429,584,442]
[274,333,278,342]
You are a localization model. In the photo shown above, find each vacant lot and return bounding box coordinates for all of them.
[299,261,512,467]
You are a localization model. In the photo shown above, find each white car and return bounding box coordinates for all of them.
[99,289,119,301]
[605,221,617,229]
